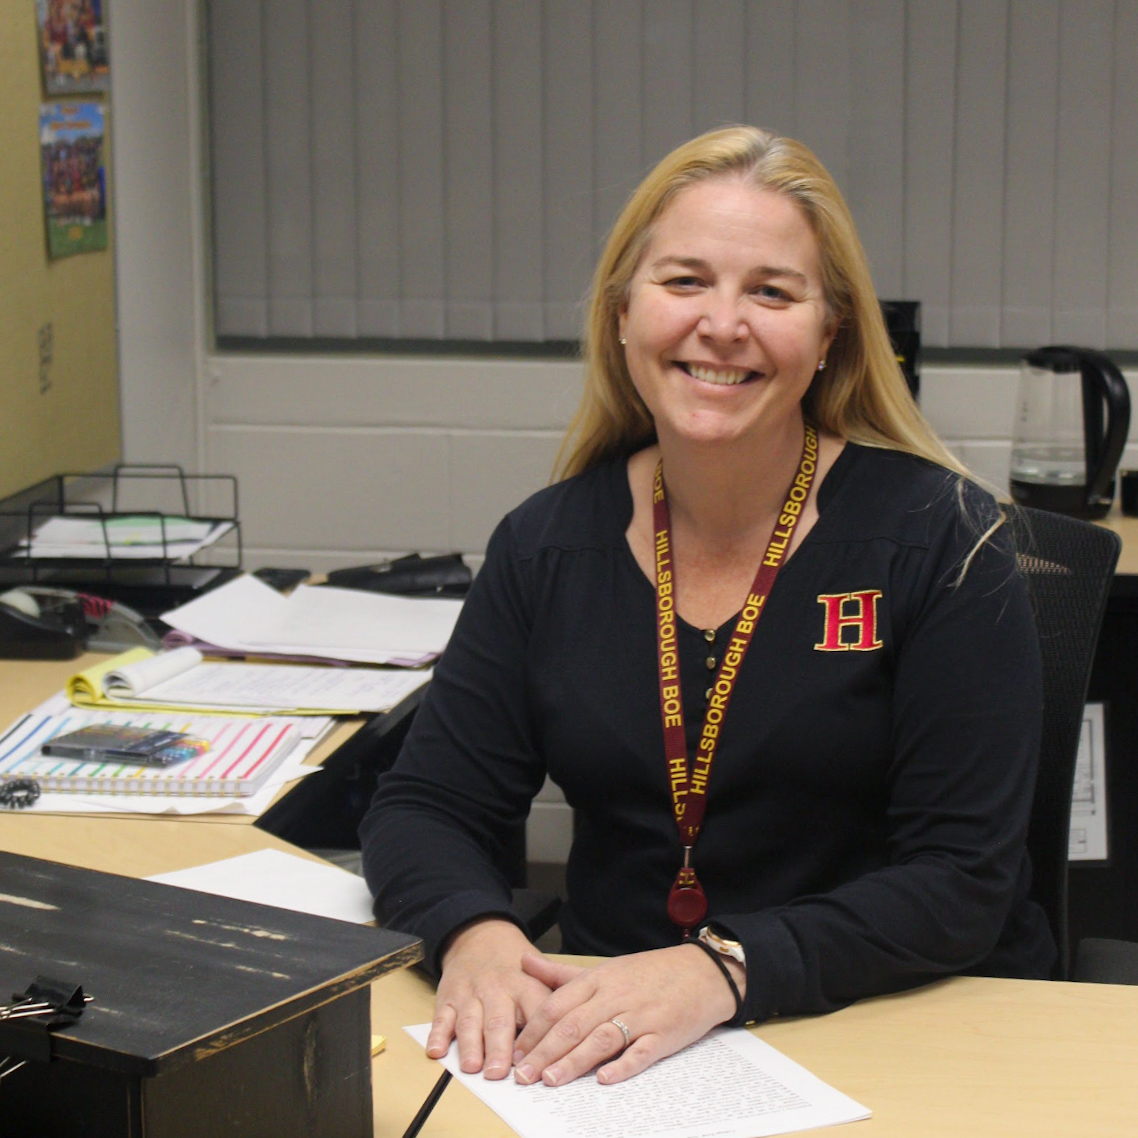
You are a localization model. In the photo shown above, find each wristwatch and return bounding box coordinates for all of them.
[696,924,746,967]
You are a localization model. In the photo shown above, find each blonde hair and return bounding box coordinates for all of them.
[555,125,968,482]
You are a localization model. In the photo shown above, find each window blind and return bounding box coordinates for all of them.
[207,0,1138,350]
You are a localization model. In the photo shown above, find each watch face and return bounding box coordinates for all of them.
[699,926,745,962]
[701,927,738,949]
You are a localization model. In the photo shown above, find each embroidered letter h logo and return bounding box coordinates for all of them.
[815,590,883,652]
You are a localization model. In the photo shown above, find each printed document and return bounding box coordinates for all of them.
[148,849,375,924]
[404,1024,870,1138]
[22,515,234,560]
[1069,702,1108,861]
[162,574,462,665]
[125,656,430,714]
[69,645,431,714]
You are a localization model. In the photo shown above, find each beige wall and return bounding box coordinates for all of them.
[203,352,1138,577]
[0,0,120,500]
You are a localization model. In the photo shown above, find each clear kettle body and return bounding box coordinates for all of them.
[1009,346,1130,520]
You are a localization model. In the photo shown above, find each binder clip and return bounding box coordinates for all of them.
[0,975,91,1069]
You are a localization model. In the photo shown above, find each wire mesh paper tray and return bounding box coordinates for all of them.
[0,465,242,601]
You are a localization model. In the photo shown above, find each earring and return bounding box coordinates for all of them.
[817,360,826,371]
[619,336,627,345]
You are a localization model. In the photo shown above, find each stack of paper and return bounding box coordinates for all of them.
[161,574,463,667]
[67,646,431,715]
[20,515,234,561]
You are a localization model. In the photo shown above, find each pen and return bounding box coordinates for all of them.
[401,1070,451,1138]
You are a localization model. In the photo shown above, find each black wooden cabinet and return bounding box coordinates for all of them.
[0,853,419,1137]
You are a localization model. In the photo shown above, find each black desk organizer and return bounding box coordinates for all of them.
[0,465,243,619]
[0,851,420,1138]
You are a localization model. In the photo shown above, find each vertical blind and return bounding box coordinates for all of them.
[207,0,1138,350]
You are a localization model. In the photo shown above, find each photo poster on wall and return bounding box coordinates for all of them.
[35,0,109,95]
[39,101,107,260]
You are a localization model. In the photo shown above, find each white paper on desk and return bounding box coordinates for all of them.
[128,659,432,714]
[146,848,375,924]
[162,574,461,665]
[249,584,461,656]
[404,1024,870,1138]
[162,572,287,634]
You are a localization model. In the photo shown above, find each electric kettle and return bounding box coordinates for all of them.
[1009,346,1130,519]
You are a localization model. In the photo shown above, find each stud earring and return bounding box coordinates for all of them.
[619,336,627,345]
[817,360,827,371]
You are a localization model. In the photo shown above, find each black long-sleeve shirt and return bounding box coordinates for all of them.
[361,442,1055,1023]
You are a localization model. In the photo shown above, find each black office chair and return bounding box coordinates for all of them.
[1005,505,1125,981]
[263,686,562,943]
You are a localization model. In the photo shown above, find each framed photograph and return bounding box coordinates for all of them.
[39,101,108,259]
[35,0,109,95]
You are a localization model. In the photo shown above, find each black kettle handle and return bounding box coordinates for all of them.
[1077,347,1131,508]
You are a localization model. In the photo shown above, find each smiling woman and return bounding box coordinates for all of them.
[361,126,1053,1092]
[619,180,833,451]
[560,126,963,484]
[617,178,841,631]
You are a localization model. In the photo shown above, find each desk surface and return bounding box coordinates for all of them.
[1096,508,1138,574]
[2,800,1135,1136]
[3,620,1138,1134]
[370,967,1138,1138]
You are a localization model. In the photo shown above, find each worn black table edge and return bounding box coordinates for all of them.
[0,851,422,1078]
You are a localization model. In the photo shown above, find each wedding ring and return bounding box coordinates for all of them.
[610,1017,631,1049]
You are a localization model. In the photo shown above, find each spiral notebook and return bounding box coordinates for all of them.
[0,706,302,797]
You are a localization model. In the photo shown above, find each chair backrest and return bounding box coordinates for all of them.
[1005,506,1120,979]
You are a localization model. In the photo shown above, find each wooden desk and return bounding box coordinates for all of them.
[374,967,1138,1137]
[3,815,1136,1138]
[1095,507,1138,574]
[0,810,328,875]
[3,671,1138,1134]
[2,829,1133,1138]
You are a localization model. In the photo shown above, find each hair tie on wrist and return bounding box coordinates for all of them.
[691,937,744,1024]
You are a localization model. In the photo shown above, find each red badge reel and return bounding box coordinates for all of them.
[667,866,708,931]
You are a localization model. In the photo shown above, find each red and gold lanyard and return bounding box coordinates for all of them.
[653,423,819,934]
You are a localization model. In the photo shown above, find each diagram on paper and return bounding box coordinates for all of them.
[1069,703,1107,862]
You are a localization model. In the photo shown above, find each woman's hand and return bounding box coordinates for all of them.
[429,917,554,1079]
[511,943,745,1087]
